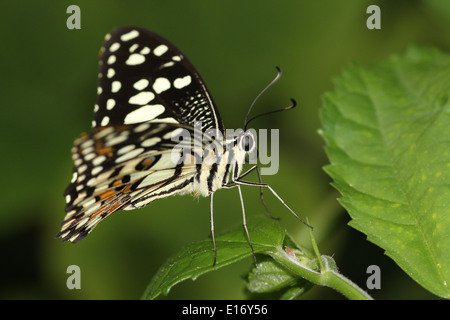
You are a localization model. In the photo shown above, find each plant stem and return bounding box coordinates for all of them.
[269,247,373,300]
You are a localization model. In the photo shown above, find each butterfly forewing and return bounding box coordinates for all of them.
[95,26,223,132]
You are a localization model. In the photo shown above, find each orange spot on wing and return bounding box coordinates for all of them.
[94,141,114,156]
[90,199,124,219]
[141,157,154,167]
[98,189,116,200]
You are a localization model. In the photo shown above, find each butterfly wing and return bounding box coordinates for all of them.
[58,123,200,242]
[94,26,224,132]
[59,27,223,242]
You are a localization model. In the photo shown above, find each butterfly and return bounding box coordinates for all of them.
[57,26,309,265]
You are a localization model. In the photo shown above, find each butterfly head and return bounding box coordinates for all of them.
[239,130,256,153]
[226,129,257,165]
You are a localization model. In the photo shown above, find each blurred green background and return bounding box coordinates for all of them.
[1,0,449,299]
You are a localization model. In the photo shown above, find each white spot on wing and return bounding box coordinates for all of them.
[141,137,161,147]
[115,148,144,163]
[95,126,115,138]
[124,104,165,124]
[129,43,138,52]
[84,203,101,216]
[134,123,150,133]
[105,134,128,146]
[148,117,178,124]
[163,128,185,140]
[78,164,88,173]
[111,81,121,93]
[84,153,95,161]
[92,155,106,166]
[128,92,155,105]
[107,55,116,64]
[82,146,94,155]
[109,42,120,52]
[140,47,150,55]
[106,99,115,110]
[101,116,110,126]
[80,139,94,150]
[161,61,175,68]
[133,79,149,90]
[120,30,139,42]
[153,77,171,93]
[174,75,192,89]
[126,53,146,66]
[107,68,115,78]
[117,144,135,155]
[153,44,168,56]
[91,166,103,176]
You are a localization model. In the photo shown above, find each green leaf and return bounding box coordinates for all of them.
[144,216,372,300]
[320,47,450,298]
[246,255,313,299]
[142,217,285,300]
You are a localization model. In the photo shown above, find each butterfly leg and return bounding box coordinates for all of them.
[221,183,258,266]
[233,179,313,230]
[236,165,279,220]
[237,184,258,267]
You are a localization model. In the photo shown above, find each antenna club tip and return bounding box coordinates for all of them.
[290,98,297,107]
[285,98,297,110]
[274,65,282,75]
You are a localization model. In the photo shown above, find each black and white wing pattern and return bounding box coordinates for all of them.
[58,27,222,242]
[93,26,223,132]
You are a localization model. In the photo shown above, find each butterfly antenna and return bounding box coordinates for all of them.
[245,98,297,130]
[244,66,282,130]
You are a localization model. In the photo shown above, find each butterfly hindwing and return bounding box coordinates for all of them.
[59,122,201,242]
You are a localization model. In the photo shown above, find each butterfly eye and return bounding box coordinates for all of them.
[241,133,255,152]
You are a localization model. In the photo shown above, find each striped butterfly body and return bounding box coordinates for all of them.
[58,27,306,265]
